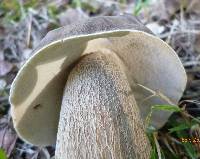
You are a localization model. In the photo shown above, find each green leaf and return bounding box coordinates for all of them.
[176,131,198,159]
[72,0,82,8]
[150,146,158,159]
[182,142,198,159]
[169,123,190,133]
[0,0,21,22]
[47,5,59,19]
[160,150,166,159]
[23,0,39,8]
[152,105,181,112]
[162,149,179,159]
[145,105,181,127]
[134,0,150,15]
[0,149,7,159]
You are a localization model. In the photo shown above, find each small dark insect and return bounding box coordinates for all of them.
[33,104,42,109]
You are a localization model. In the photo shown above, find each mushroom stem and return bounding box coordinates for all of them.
[55,51,151,159]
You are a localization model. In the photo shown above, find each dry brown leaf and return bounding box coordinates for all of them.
[0,52,4,61]
[187,0,200,14]
[164,0,200,16]
[149,0,170,22]
[0,117,17,157]
[194,36,200,54]
[0,61,13,76]
[59,8,88,26]
[149,0,190,22]
[164,0,180,16]
[165,0,190,15]
[0,26,5,37]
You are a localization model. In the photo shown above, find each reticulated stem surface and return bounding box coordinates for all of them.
[55,51,151,159]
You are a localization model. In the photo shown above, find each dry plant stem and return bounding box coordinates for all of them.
[55,51,151,159]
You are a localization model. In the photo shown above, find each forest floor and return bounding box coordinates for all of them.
[0,0,200,158]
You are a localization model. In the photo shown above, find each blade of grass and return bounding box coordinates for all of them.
[134,0,150,15]
[172,123,198,159]
[153,132,162,159]
[169,123,190,133]
[145,104,181,127]
[0,149,7,159]
[152,105,181,112]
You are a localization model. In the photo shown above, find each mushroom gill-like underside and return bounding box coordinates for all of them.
[56,51,151,159]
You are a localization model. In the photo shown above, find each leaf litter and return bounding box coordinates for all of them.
[0,0,200,158]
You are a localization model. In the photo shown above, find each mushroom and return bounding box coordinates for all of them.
[9,15,187,158]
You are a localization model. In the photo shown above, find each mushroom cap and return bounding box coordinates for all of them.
[9,15,187,146]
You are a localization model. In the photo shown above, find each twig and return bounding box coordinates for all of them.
[27,15,32,48]
[137,84,175,105]
[153,132,162,159]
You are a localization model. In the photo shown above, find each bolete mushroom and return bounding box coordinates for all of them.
[9,15,187,158]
